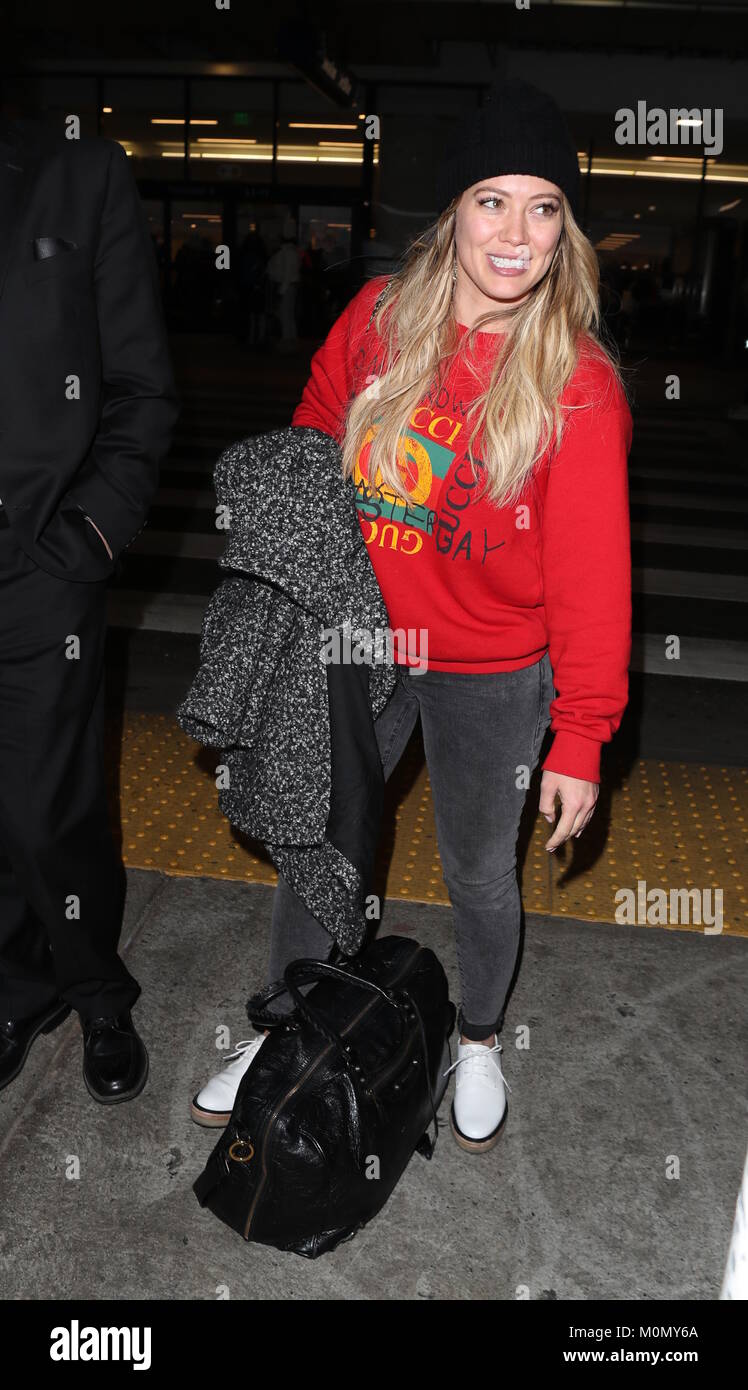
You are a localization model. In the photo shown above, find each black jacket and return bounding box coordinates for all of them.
[0,113,179,580]
[177,425,398,955]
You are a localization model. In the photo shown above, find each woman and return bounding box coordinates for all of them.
[191,79,633,1154]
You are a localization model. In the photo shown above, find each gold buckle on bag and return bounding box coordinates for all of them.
[228,1139,255,1163]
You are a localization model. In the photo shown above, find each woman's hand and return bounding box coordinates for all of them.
[539,771,599,852]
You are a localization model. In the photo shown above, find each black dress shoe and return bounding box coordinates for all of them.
[81,1011,149,1104]
[0,999,72,1092]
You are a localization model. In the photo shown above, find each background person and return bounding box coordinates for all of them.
[0,105,179,1104]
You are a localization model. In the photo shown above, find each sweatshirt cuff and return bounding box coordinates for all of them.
[541,731,603,784]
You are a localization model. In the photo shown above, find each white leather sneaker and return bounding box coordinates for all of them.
[190,1035,266,1128]
[444,1039,511,1153]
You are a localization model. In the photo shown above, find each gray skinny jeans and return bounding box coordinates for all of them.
[267,651,555,1040]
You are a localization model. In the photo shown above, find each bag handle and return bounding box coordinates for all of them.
[244,940,352,1028]
[283,958,411,1080]
[245,975,304,1031]
[285,957,407,1011]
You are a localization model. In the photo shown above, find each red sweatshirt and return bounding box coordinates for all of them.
[292,275,633,783]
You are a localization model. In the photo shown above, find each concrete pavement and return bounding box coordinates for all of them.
[0,869,744,1301]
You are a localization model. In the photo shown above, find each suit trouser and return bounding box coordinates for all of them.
[0,513,140,1021]
[267,651,555,1040]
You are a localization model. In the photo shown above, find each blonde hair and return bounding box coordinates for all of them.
[340,192,630,510]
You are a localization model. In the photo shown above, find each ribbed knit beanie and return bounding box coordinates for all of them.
[435,77,580,219]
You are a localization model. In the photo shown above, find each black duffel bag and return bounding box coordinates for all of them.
[193,936,456,1258]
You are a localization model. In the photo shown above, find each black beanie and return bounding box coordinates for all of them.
[436,78,580,219]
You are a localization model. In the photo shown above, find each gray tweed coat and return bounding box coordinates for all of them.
[176,425,397,954]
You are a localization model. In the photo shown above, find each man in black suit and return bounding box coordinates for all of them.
[0,103,180,1102]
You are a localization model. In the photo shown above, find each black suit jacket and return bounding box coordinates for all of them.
[0,113,180,580]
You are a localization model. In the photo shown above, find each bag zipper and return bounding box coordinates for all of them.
[242,944,423,1240]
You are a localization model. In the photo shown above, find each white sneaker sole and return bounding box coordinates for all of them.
[449,1098,508,1154]
[190,1096,232,1128]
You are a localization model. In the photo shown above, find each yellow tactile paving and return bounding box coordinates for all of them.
[108,713,277,886]
[108,713,748,938]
